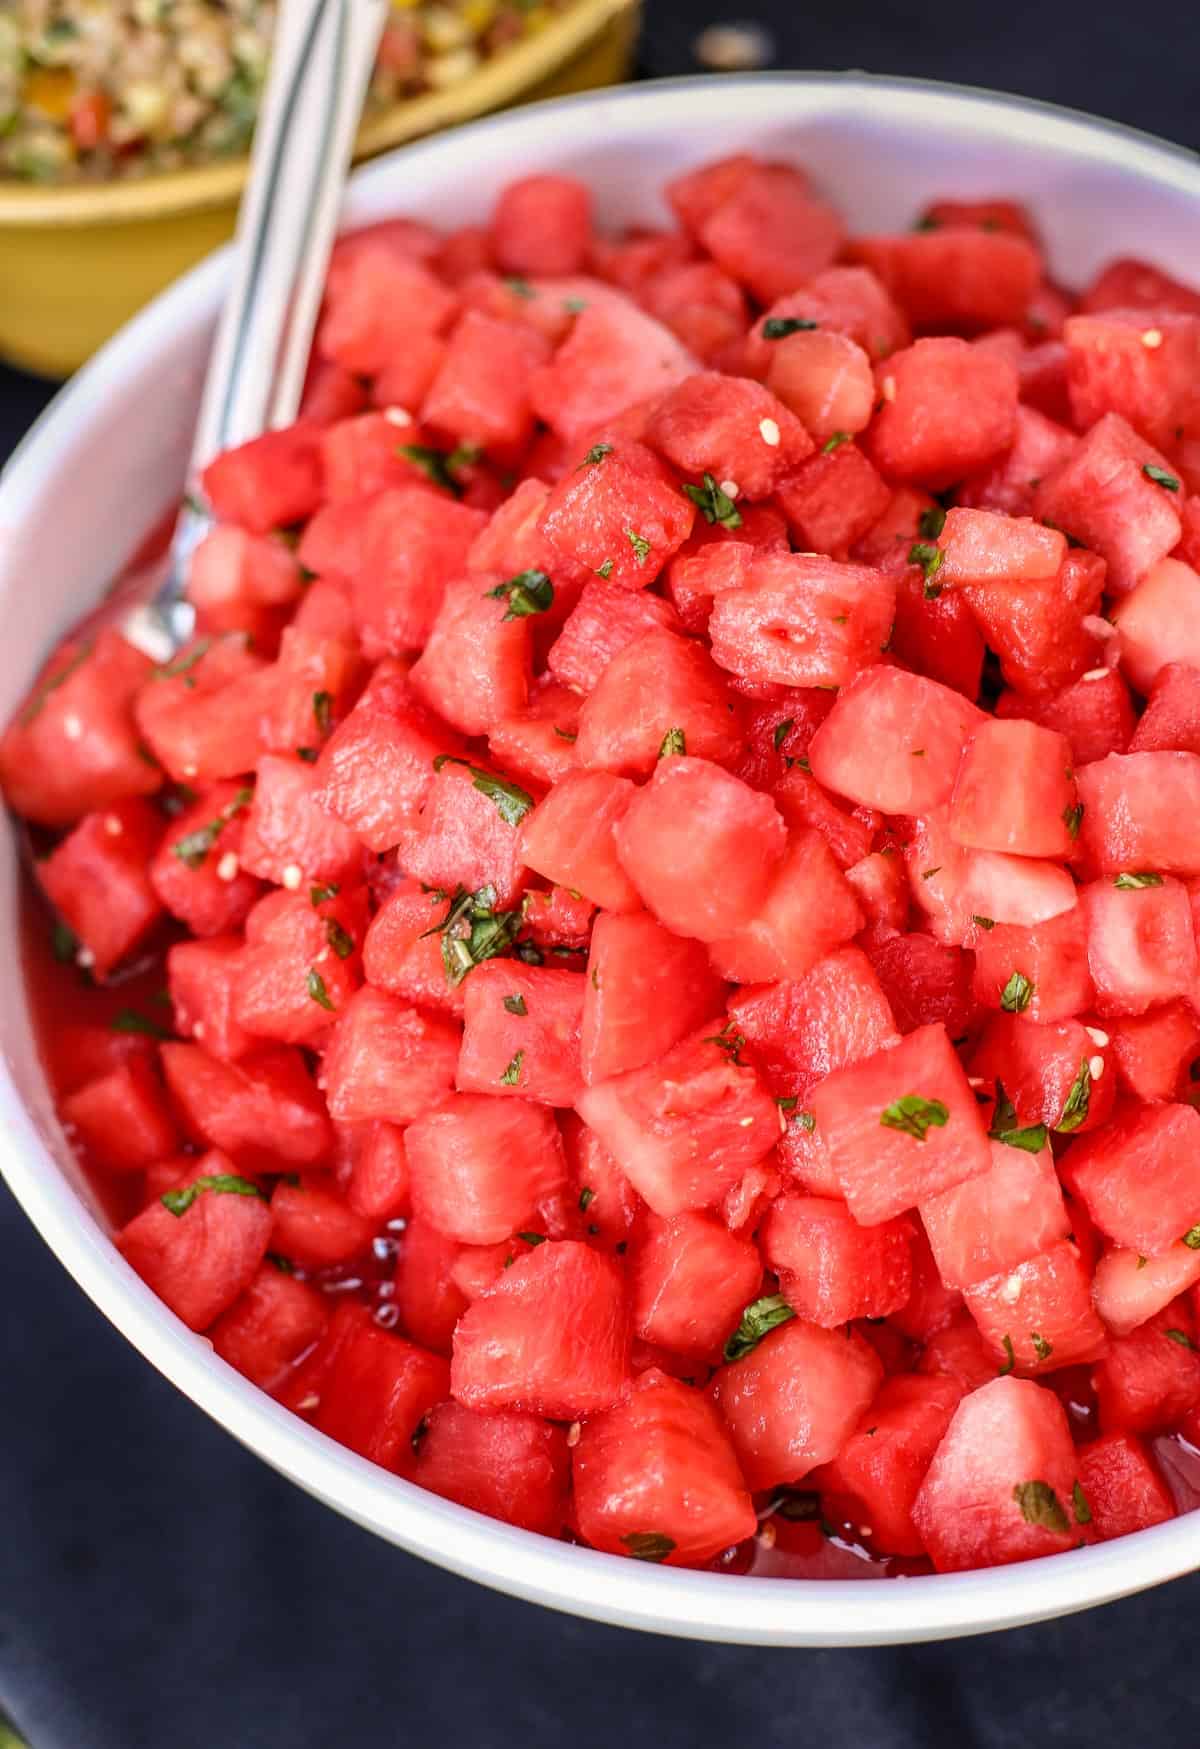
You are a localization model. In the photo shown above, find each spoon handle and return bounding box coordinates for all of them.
[190,0,389,473]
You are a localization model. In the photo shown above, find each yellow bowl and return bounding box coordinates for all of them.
[0,0,640,378]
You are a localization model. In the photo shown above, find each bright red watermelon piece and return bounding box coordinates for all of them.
[1062,1102,1200,1255]
[582,910,726,1086]
[920,1140,1070,1291]
[630,1213,763,1357]
[414,1400,571,1536]
[809,666,985,814]
[812,1374,965,1557]
[1075,1432,1175,1541]
[762,1194,914,1326]
[405,1093,568,1245]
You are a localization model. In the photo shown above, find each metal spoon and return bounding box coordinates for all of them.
[90,0,389,665]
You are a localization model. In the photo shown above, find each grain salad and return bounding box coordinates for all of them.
[0,0,574,183]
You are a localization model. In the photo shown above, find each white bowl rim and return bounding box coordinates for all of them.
[5,70,1200,1647]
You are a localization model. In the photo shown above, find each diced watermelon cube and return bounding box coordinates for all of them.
[187,524,303,650]
[910,1375,1081,1571]
[628,1211,761,1359]
[812,1374,965,1557]
[958,404,1079,519]
[762,1194,913,1326]
[1131,661,1200,755]
[1076,750,1200,876]
[971,907,1094,1023]
[1080,257,1200,314]
[613,755,786,943]
[352,485,487,656]
[239,755,362,888]
[1109,1001,1200,1104]
[312,1304,449,1473]
[201,423,324,534]
[574,628,743,777]
[360,879,464,1018]
[845,849,911,933]
[392,1217,469,1355]
[742,265,911,375]
[729,944,898,1104]
[764,329,876,446]
[546,578,682,694]
[1093,1306,1200,1434]
[149,780,264,936]
[529,300,695,446]
[319,988,459,1126]
[918,1312,997,1392]
[645,371,813,500]
[414,1400,571,1536]
[561,1113,643,1250]
[318,410,435,503]
[134,632,266,784]
[866,338,1018,489]
[38,797,164,979]
[488,678,582,791]
[809,665,986,815]
[234,886,363,1044]
[451,1239,629,1416]
[576,1020,781,1217]
[519,768,639,913]
[456,961,584,1107]
[1080,875,1197,1016]
[1092,1242,1200,1337]
[161,1041,332,1171]
[318,246,458,376]
[846,230,1041,333]
[708,552,896,691]
[168,935,256,1062]
[1063,308,1200,451]
[995,668,1135,767]
[115,1149,273,1330]
[210,1263,330,1391]
[888,567,987,701]
[574,1368,756,1566]
[582,910,726,1086]
[698,163,845,306]
[810,1023,992,1226]
[1062,1103,1200,1255]
[490,173,592,274]
[920,1139,1069,1291]
[968,1013,1114,1135]
[708,827,863,984]
[538,439,696,588]
[771,764,876,871]
[773,443,894,561]
[420,310,551,460]
[1112,558,1200,696]
[269,1180,373,1270]
[934,507,1066,588]
[404,1093,568,1244]
[1075,1432,1175,1540]
[408,576,531,738]
[1033,414,1182,594]
[0,630,158,828]
[401,758,528,910]
[710,1318,883,1491]
[60,1056,179,1174]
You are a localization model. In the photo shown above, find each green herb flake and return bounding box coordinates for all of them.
[503,994,528,1016]
[1013,1480,1069,1533]
[597,559,614,579]
[620,1531,676,1563]
[51,919,79,964]
[563,297,588,314]
[516,1231,546,1247]
[310,883,340,906]
[909,541,945,598]
[325,919,355,960]
[1031,1332,1054,1363]
[553,726,577,742]
[1072,1481,1092,1526]
[1063,802,1084,841]
[1114,871,1164,890]
[658,727,687,759]
[879,1094,949,1142]
[504,276,535,299]
[776,1096,799,1113]
[773,717,794,751]
[921,866,942,881]
[917,505,947,541]
[581,443,614,467]
[626,528,652,567]
[1000,970,1034,1013]
[998,1334,1016,1376]
[306,969,335,1011]
[312,691,332,735]
[296,747,318,763]
[1143,463,1181,492]
[704,1022,747,1065]
[821,430,852,455]
[762,316,818,339]
[1182,1226,1200,1249]
[579,1187,595,1213]
[172,786,253,870]
[110,1008,170,1040]
[396,443,465,497]
[500,1048,525,1087]
[682,471,743,529]
[723,1293,796,1363]
[486,569,554,620]
[161,1173,265,1218]
[989,1083,1048,1154]
[1165,1328,1197,1350]
[795,1111,816,1133]
[972,915,996,931]
[1056,1060,1091,1134]
[432,756,533,828]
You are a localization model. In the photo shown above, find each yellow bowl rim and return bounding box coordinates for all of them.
[0,0,637,227]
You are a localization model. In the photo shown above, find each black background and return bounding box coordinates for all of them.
[4,7,1200,1744]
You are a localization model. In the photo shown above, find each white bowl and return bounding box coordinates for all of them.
[4,73,1200,1647]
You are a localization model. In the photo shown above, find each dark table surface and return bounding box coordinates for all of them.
[4,7,1200,1746]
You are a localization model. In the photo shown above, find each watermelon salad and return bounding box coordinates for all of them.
[7,155,1200,1582]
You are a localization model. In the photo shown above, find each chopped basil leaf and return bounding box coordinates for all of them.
[1143,463,1181,492]
[1072,1481,1092,1526]
[325,919,355,960]
[998,1333,1016,1375]
[821,430,852,454]
[762,316,818,339]
[499,1049,525,1087]
[1000,970,1033,1013]
[776,1096,799,1113]
[516,1231,546,1246]
[724,1293,796,1363]
[19,638,94,725]
[504,276,535,299]
[626,528,652,566]
[296,747,318,763]
[51,919,79,963]
[909,541,944,598]
[658,727,687,759]
[428,887,524,987]
[161,1173,265,1218]
[879,1094,949,1142]
[620,1531,676,1563]
[1114,871,1164,889]
[579,1187,595,1212]
[513,939,544,966]
[431,755,533,827]
[704,1022,747,1066]
[1031,1332,1054,1362]
[1056,1059,1091,1134]
[396,443,466,497]
[581,443,613,467]
[773,717,794,751]
[1182,1226,1200,1249]
[172,785,253,870]
[563,297,588,314]
[795,1111,816,1133]
[503,994,528,1016]
[310,883,339,906]
[312,691,332,734]
[111,1007,170,1040]
[972,915,996,930]
[1165,1328,1196,1349]
[1062,802,1084,840]
[553,726,577,742]
[306,969,335,1011]
[486,569,554,620]
[917,505,947,541]
[681,471,743,529]
[1013,1480,1069,1533]
[989,1084,1049,1153]
[597,559,614,579]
